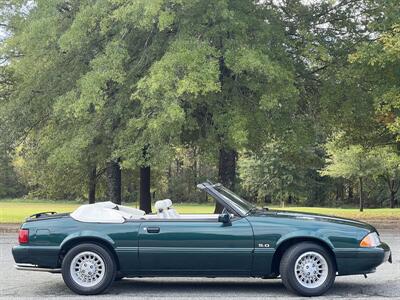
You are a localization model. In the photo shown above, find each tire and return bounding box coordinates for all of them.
[61,243,116,295]
[279,242,336,297]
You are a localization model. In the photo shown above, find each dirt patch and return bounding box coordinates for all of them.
[0,224,20,233]
[367,219,399,230]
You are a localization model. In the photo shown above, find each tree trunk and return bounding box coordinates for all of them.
[340,182,345,205]
[193,147,198,185]
[348,183,354,203]
[335,181,344,206]
[359,177,364,212]
[106,160,121,205]
[88,165,96,204]
[140,166,152,213]
[386,179,398,209]
[214,147,237,213]
[167,162,172,195]
[390,191,396,209]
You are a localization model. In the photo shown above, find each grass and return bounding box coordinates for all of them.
[0,202,81,223]
[0,201,216,223]
[0,199,399,223]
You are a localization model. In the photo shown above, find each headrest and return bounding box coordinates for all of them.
[155,199,173,211]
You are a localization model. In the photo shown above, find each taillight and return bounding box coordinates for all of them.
[18,229,29,244]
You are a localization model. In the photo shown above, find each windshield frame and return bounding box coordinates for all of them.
[198,182,256,217]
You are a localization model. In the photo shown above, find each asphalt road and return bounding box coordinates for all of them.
[1,229,399,299]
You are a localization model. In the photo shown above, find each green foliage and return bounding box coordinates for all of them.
[116,0,299,172]
[0,149,24,198]
[240,140,307,204]
[321,138,400,209]
[370,146,400,180]
[321,140,379,181]
[0,0,399,210]
[348,1,400,140]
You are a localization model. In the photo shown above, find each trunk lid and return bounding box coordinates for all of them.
[25,211,70,222]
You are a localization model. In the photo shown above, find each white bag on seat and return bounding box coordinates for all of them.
[154,199,180,219]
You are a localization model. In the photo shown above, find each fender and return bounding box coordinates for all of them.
[60,230,116,250]
[275,229,335,250]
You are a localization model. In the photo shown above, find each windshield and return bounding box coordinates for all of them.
[213,185,256,215]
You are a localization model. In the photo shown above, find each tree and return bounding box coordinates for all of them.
[2,0,398,211]
[0,0,172,205]
[139,165,151,213]
[260,0,388,209]
[115,0,299,213]
[349,1,400,141]
[239,135,322,206]
[370,146,400,208]
[321,139,379,211]
[0,149,25,198]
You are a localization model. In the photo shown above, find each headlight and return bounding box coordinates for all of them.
[360,232,381,247]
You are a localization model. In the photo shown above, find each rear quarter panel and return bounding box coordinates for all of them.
[15,216,141,273]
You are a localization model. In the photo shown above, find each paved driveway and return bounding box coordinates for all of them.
[1,229,399,299]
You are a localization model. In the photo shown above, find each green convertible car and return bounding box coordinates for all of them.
[13,182,391,296]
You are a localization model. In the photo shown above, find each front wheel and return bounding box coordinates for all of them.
[61,243,116,295]
[279,242,336,296]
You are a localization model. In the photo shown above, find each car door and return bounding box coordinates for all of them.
[137,217,254,276]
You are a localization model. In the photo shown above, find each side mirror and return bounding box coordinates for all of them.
[218,213,231,225]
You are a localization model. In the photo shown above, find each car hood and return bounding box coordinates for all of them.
[252,209,376,232]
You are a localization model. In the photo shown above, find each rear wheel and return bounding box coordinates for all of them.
[61,243,116,295]
[279,242,336,296]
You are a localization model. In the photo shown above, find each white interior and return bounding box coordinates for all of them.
[154,199,180,218]
[70,200,219,223]
[144,214,219,220]
[70,201,145,223]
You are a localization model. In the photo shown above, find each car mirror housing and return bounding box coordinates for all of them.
[218,213,231,225]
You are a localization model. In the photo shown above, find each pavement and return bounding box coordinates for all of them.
[1,229,399,300]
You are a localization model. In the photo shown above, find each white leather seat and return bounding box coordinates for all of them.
[117,205,146,218]
[154,199,180,219]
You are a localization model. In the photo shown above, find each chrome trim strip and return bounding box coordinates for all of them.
[115,247,138,253]
[15,264,61,273]
[139,247,253,253]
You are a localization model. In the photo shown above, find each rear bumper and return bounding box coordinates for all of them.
[334,242,391,275]
[12,245,60,268]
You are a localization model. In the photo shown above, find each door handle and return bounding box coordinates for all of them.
[146,227,160,233]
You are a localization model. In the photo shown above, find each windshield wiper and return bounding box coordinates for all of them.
[246,206,270,216]
[246,206,258,215]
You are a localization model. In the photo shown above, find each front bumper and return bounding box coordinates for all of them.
[334,242,391,276]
